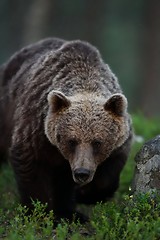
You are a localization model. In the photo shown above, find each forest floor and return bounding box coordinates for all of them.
[0,113,160,239]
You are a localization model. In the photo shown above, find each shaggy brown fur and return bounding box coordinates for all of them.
[0,38,132,221]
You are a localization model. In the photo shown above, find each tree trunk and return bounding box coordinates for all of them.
[140,0,160,116]
[22,0,52,45]
[83,0,108,49]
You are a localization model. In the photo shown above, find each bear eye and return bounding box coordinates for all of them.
[57,134,61,143]
[68,139,78,152]
[92,140,102,154]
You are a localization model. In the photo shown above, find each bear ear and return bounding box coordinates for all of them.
[47,90,71,113]
[104,94,128,117]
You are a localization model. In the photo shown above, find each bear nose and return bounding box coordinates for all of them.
[74,168,91,184]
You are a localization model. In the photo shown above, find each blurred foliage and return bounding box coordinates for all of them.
[0,0,160,115]
[132,112,160,140]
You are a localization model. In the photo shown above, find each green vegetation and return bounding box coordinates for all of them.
[0,114,160,239]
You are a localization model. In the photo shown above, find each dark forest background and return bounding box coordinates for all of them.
[0,0,160,115]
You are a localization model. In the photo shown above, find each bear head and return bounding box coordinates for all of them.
[45,90,130,185]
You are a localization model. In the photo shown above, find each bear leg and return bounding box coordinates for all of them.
[51,165,88,223]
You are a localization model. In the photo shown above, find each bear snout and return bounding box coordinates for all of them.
[73,168,92,185]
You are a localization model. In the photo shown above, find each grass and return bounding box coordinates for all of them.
[0,113,160,239]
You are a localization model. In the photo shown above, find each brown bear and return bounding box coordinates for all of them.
[0,37,132,221]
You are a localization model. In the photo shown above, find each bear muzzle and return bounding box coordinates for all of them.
[73,168,93,185]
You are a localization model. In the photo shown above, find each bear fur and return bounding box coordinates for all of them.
[0,37,132,221]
